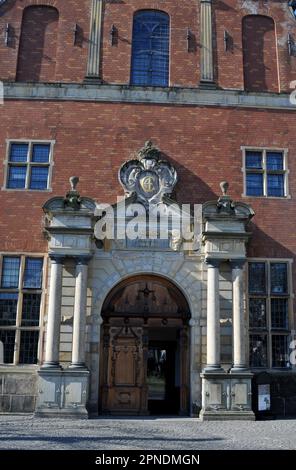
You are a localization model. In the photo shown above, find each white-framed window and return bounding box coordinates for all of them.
[0,254,46,365]
[248,259,293,369]
[2,140,55,191]
[241,147,289,198]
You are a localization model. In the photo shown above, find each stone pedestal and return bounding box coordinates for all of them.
[199,372,255,421]
[35,369,89,418]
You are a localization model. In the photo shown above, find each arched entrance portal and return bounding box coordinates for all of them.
[99,275,191,416]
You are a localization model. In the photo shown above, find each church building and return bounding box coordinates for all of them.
[0,0,295,420]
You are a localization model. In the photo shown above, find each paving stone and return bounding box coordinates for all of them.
[0,416,295,450]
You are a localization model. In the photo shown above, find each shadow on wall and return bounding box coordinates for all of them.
[0,0,17,16]
[161,152,219,205]
[248,221,296,260]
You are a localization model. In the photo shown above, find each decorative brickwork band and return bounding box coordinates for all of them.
[86,0,103,78]
[200,0,214,84]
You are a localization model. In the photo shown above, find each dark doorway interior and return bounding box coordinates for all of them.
[147,328,180,415]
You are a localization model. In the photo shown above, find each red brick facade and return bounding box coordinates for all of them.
[1,0,296,90]
[0,1,295,346]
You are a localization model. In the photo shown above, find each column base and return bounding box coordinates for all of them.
[230,367,249,373]
[84,76,102,84]
[69,363,88,370]
[41,362,62,370]
[35,368,90,418]
[199,80,217,89]
[203,366,225,373]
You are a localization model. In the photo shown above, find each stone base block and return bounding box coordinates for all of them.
[199,371,255,421]
[199,409,255,421]
[35,368,90,418]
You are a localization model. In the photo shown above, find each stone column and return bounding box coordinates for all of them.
[70,257,90,369]
[86,0,103,79]
[200,0,214,84]
[205,258,222,370]
[42,255,63,369]
[231,260,247,371]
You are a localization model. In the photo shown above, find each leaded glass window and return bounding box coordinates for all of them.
[0,255,44,364]
[248,261,291,369]
[131,10,169,87]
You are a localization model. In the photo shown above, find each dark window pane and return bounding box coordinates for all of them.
[131,11,169,87]
[245,151,262,169]
[19,330,39,364]
[1,257,20,288]
[29,166,49,190]
[249,298,266,328]
[272,335,289,368]
[0,330,15,364]
[271,298,288,329]
[246,173,263,196]
[9,144,28,163]
[7,166,26,189]
[267,174,284,197]
[32,144,50,163]
[0,293,18,326]
[23,258,43,289]
[271,263,288,294]
[249,334,268,367]
[248,262,266,294]
[21,294,41,327]
[266,152,283,171]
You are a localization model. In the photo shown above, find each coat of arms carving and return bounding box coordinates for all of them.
[119,141,178,208]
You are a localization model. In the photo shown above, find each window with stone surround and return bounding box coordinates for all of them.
[0,255,45,365]
[131,10,170,87]
[248,260,292,369]
[3,140,54,191]
[242,148,289,198]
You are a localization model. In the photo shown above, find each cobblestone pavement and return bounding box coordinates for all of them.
[0,415,295,450]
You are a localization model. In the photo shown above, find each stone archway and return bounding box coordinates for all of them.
[98,275,191,416]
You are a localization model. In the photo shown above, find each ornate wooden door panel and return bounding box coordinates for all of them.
[102,325,147,415]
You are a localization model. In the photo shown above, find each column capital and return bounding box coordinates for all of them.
[73,255,92,266]
[49,254,65,264]
[230,259,246,270]
[205,258,221,268]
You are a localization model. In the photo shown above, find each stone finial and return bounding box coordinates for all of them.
[217,181,235,214]
[138,140,161,162]
[220,181,229,196]
[64,176,81,210]
[70,176,79,191]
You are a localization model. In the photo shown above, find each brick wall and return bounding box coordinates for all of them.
[0,99,295,312]
[0,1,296,91]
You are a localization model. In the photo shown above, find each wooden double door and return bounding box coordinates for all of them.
[100,321,189,416]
